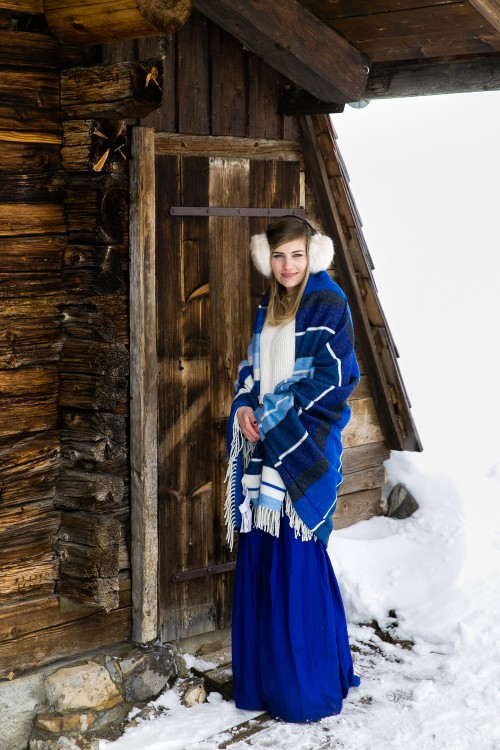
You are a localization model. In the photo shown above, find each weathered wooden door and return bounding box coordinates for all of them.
[155,144,302,641]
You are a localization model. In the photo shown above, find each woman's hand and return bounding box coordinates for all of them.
[237,406,260,442]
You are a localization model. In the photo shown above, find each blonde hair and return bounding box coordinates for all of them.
[266,217,312,326]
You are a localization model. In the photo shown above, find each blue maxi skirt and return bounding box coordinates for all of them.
[232,514,360,723]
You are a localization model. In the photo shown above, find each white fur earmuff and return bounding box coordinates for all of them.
[308,232,335,275]
[250,230,334,277]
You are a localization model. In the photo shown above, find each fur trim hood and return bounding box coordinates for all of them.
[250,230,334,277]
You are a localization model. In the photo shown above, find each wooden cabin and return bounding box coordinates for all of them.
[1,0,499,700]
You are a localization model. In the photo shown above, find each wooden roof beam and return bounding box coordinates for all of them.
[193,0,370,103]
[467,0,500,33]
[61,60,164,120]
[0,0,42,11]
[365,56,500,99]
[43,0,192,46]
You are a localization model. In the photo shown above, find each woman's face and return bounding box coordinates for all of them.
[270,237,308,290]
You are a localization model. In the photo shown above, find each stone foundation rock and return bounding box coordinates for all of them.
[45,662,123,713]
[24,643,178,750]
[0,673,47,750]
[2,634,231,750]
[386,482,419,519]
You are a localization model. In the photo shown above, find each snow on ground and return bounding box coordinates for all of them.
[101,449,500,750]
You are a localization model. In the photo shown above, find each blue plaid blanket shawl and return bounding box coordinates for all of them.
[225,271,360,549]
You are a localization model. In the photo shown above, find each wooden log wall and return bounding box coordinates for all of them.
[0,7,132,678]
[58,102,131,613]
[0,20,63,633]
[52,52,164,633]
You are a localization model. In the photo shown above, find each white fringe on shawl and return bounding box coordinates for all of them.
[253,494,315,543]
[224,417,253,550]
[225,420,316,549]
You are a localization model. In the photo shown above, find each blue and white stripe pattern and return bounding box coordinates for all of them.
[225,271,359,548]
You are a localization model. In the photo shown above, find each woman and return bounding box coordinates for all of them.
[225,215,360,723]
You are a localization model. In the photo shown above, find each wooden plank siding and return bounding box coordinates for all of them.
[103,10,301,141]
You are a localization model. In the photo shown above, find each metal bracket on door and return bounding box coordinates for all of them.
[170,207,306,217]
[172,561,236,582]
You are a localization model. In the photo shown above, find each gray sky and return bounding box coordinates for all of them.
[332,91,500,470]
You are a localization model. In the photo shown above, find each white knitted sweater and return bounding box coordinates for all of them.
[259,318,295,403]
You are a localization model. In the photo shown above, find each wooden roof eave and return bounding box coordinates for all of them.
[193,0,370,103]
[300,113,423,453]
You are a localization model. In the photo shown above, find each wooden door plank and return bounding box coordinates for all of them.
[208,158,251,422]
[157,152,216,640]
[208,157,251,627]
